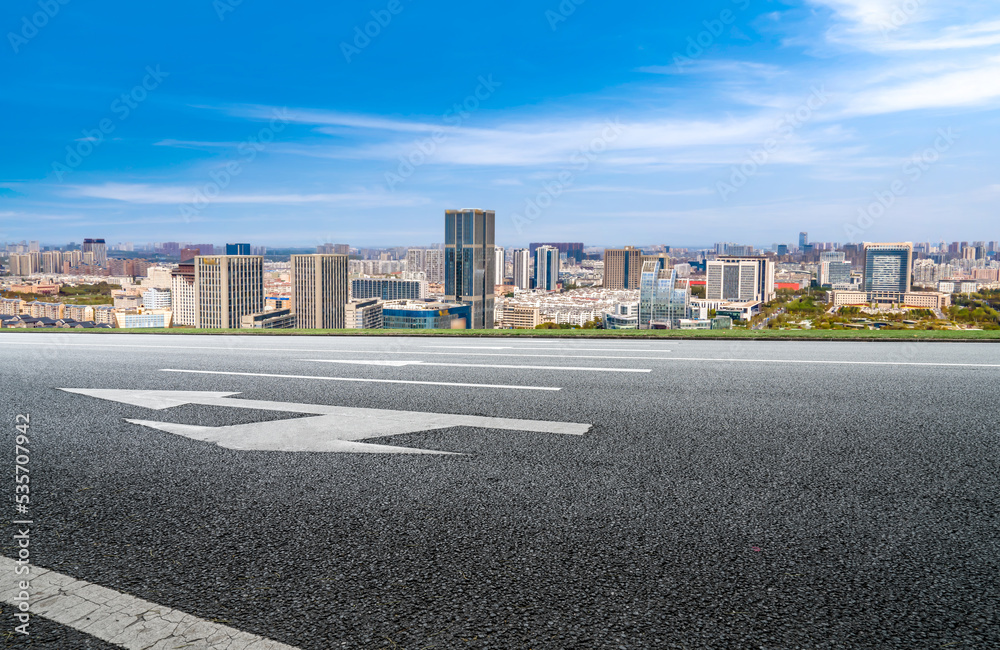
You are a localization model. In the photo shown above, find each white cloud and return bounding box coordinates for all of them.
[63,183,429,207]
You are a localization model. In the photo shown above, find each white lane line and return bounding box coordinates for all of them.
[301,359,652,373]
[654,357,1000,368]
[0,556,299,649]
[159,368,562,390]
[419,345,668,352]
[0,339,668,358]
[0,339,670,360]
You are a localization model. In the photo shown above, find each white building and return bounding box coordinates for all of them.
[706,257,776,303]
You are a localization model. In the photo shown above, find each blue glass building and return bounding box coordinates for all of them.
[382,301,472,329]
[638,260,690,329]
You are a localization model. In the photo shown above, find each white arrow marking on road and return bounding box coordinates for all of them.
[300,359,652,373]
[0,556,300,649]
[58,389,592,454]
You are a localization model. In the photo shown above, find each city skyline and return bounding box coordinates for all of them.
[3,2,1000,246]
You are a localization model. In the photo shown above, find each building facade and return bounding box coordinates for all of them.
[382,300,472,329]
[194,255,264,329]
[603,246,643,290]
[170,263,197,326]
[638,261,690,329]
[444,209,495,329]
[345,298,384,329]
[706,256,776,303]
[864,243,913,292]
[512,248,531,290]
[293,254,349,329]
[534,245,560,291]
[351,278,427,301]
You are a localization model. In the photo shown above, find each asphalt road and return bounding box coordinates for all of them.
[1,333,998,648]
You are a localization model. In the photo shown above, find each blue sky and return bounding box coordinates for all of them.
[1,0,999,248]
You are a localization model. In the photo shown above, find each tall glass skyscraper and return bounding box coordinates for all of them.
[444,209,495,329]
[534,245,560,291]
[638,260,690,329]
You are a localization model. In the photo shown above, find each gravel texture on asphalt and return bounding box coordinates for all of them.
[1,334,997,649]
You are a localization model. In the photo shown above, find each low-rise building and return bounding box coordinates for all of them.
[499,305,542,329]
[382,300,471,329]
[240,308,297,329]
[116,311,173,329]
[345,298,384,329]
[93,305,116,326]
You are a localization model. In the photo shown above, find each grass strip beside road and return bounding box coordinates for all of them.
[1,328,1000,341]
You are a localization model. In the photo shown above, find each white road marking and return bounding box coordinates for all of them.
[158,368,562,390]
[419,345,667,352]
[301,359,652,373]
[653,357,1000,368]
[0,555,299,649]
[59,389,591,454]
[0,339,668,359]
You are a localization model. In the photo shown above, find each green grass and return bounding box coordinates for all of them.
[2,327,1000,341]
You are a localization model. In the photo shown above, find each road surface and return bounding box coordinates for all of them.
[1,333,997,648]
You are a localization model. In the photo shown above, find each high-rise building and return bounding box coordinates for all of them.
[604,246,643,289]
[171,262,197,326]
[534,245,560,291]
[406,249,425,275]
[180,248,200,262]
[639,261,690,329]
[444,209,495,329]
[424,249,444,284]
[494,246,506,284]
[194,255,264,329]
[512,248,531,290]
[706,256,776,303]
[863,243,913,292]
[292,254,349,329]
[82,239,107,267]
[226,243,251,256]
[799,232,809,249]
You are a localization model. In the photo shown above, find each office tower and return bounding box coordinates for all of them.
[171,262,197,326]
[819,251,849,286]
[82,238,107,267]
[292,254,349,329]
[494,246,505,284]
[529,242,584,264]
[777,244,789,256]
[799,232,809,249]
[642,253,671,271]
[352,278,427,301]
[512,248,531,290]
[639,261,690,329]
[194,254,264,328]
[534,245,560,291]
[444,209,495,329]
[226,243,251,256]
[603,246,643,289]
[180,248,200,263]
[863,243,913,292]
[706,256,776,302]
